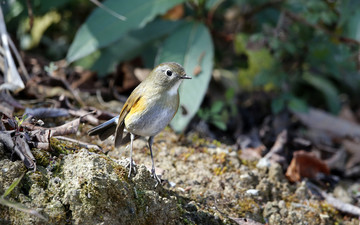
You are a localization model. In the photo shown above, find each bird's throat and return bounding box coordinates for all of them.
[167,80,182,96]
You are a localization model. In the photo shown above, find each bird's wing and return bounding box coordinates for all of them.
[114,87,144,147]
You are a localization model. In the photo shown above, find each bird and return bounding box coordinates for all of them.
[88,62,191,185]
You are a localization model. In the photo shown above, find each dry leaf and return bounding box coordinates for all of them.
[343,140,360,169]
[193,65,202,76]
[162,4,184,20]
[295,108,360,139]
[339,105,358,123]
[285,150,330,182]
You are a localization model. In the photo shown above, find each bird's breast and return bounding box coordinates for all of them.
[124,94,179,137]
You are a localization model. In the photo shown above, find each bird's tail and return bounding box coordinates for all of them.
[88,116,119,141]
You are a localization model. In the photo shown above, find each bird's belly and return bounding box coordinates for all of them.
[125,106,176,137]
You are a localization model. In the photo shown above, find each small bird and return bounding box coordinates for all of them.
[88,62,191,185]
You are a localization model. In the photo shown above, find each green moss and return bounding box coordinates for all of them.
[47,157,63,176]
[240,158,258,169]
[211,139,222,147]
[50,137,80,155]
[181,217,195,225]
[191,133,208,147]
[79,182,102,203]
[134,188,146,208]
[190,133,222,148]
[236,197,260,218]
[213,166,228,176]
[27,169,48,190]
[98,155,127,181]
[282,193,300,208]
[31,148,51,167]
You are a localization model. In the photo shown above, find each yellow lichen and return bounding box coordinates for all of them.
[213,166,227,176]
[236,197,260,217]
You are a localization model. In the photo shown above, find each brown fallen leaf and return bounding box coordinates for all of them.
[295,108,360,139]
[0,131,36,170]
[342,139,360,169]
[285,150,330,182]
[68,109,99,125]
[339,104,358,124]
[325,148,347,172]
[13,133,36,170]
[70,70,96,89]
[238,130,266,160]
[193,52,205,76]
[162,4,184,20]
[240,146,265,161]
[25,107,69,119]
[0,101,14,118]
[193,65,202,76]
[0,90,23,109]
[264,129,287,165]
[29,117,80,143]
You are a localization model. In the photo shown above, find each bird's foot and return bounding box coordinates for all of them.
[151,168,162,187]
[127,160,137,178]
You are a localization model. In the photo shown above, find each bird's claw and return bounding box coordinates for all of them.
[151,168,162,187]
[127,160,136,178]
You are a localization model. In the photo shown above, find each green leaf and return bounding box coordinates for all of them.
[0,198,47,221]
[235,34,275,90]
[66,0,185,63]
[271,97,285,114]
[2,173,24,198]
[210,101,224,114]
[337,0,360,28]
[90,19,183,76]
[225,88,235,101]
[211,120,227,131]
[343,10,360,41]
[303,72,341,114]
[197,108,210,121]
[288,97,308,113]
[156,21,214,132]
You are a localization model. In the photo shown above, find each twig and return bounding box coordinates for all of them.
[50,76,85,107]
[282,9,360,46]
[264,129,287,159]
[307,181,360,217]
[8,38,30,81]
[89,0,126,21]
[243,0,284,18]
[25,0,34,30]
[54,136,103,152]
[0,5,25,92]
[206,0,225,26]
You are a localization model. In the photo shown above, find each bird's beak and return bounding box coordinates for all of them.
[181,75,192,79]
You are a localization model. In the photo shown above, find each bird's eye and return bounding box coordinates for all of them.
[166,70,172,76]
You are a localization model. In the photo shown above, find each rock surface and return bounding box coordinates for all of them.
[1,130,360,224]
[0,149,181,224]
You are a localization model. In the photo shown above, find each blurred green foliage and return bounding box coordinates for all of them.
[4,0,93,60]
[4,0,360,132]
[67,0,215,132]
[231,0,360,115]
[198,88,237,130]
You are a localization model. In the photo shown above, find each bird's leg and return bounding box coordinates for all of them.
[128,133,135,178]
[148,136,161,186]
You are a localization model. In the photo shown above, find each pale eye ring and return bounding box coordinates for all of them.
[166,70,172,76]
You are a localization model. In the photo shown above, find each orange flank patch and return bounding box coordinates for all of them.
[130,96,146,115]
[124,97,147,126]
